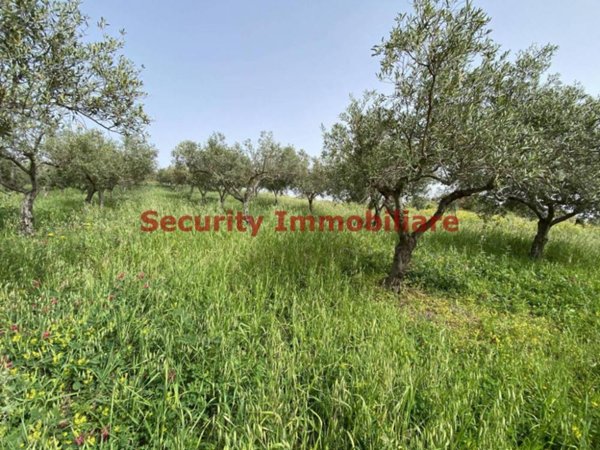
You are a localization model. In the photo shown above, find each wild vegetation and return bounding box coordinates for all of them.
[1,0,600,448]
[0,187,599,448]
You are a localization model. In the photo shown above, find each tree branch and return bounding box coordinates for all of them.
[0,151,29,175]
[0,177,27,194]
[413,178,495,236]
[551,210,580,226]
[506,196,544,220]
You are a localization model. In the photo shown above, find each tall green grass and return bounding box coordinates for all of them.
[0,187,598,449]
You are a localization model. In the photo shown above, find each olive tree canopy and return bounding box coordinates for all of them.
[0,0,148,234]
[323,0,544,290]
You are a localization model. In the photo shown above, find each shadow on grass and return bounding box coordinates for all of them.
[427,225,598,269]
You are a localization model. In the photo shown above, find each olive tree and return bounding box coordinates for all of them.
[262,145,304,204]
[47,129,156,205]
[0,158,29,194]
[48,129,121,206]
[120,135,157,189]
[494,81,600,259]
[0,0,148,234]
[296,155,329,213]
[172,140,211,201]
[157,166,188,189]
[201,133,240,210]
[224,132,287,215]
[324,0,538,290]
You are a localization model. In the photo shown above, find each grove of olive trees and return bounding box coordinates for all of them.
[2,1,600,448]
[2,0,598,291]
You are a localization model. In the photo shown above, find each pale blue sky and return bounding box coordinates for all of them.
[80,0,600,167]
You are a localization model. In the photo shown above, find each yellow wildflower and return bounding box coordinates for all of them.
[73,413,87,426]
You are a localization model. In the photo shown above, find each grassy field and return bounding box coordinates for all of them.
[0,186,599,449]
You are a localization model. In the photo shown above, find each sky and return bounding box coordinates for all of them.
[80,0,600,168]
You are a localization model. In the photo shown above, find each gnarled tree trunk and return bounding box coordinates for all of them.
[19,189,37,236]
[85,187,95,203]
[384,232,417,292]
[529,219,552,259]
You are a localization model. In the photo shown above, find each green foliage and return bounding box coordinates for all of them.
[295,155,330,208]
[262,145,305,198]
[171,132,303,212]
[1,0,599,444]
[0,0,148,233]
[225,131,295,210]
[48,130,121,193]
[486,80,600,257]
[321,0,599,288]
[46,129,157,200]
[120,136,157,188]
[323,0,539,287]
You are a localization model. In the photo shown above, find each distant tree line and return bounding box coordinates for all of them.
[0,127,157,202]
[160,131,328,215]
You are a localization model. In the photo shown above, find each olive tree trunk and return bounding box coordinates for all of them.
[19,189,37,236]
[530,219,552,259]
[383,180,495,291]
[218,190,226,212]
[18,160,39,236]
[85,187,95,203]
[384,232,418,291]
